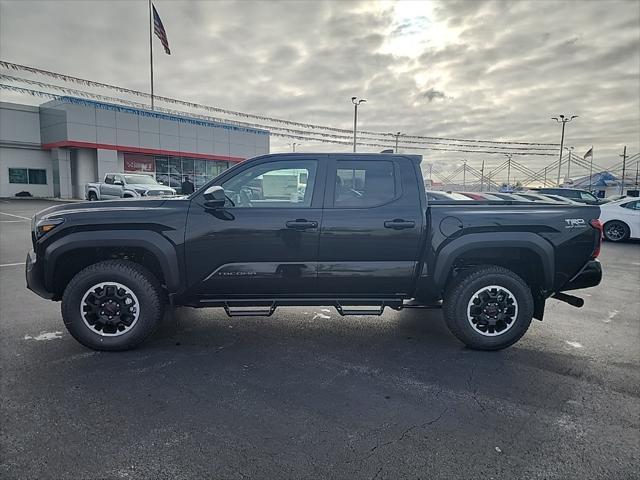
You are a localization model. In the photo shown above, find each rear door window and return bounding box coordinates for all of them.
[334,160,398,208]
[621,200,640,210]
[579,191,598,202]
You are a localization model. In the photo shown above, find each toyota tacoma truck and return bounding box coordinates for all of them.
[26,153,603,351]
[85,173,176,200]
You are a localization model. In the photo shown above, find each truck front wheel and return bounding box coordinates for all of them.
[443,266,534,350]
[61,260,164,351]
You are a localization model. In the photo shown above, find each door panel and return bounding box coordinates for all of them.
[184,157,327,298]
[317,157,424,296]
[101,174,117,199]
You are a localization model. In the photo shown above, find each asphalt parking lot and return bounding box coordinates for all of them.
[1,198,639,479]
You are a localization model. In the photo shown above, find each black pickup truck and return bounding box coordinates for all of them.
[26,153,603,351]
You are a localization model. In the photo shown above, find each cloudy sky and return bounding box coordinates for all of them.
[1,0,639,183]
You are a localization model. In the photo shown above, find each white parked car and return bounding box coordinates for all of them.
[599,197,640,242]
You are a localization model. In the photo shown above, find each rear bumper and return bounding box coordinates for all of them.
[560,260,602,292]
[25,250,54,299]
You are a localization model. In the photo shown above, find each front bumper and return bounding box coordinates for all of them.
[25,250,53,299]
[560,260,603,292]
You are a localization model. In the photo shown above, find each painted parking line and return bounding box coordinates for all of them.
[0,212,31,220]
[0,263,24,268]
[0,220,30,223]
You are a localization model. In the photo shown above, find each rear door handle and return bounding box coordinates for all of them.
[384,219,415,230]
[286,219,318,230]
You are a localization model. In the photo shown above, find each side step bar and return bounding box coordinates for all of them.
[212,299,408,318]
[335,303,385,316]
[224,302,276,317]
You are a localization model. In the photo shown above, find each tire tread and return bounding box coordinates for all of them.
[61,260,163,351]
[443,265,533,351]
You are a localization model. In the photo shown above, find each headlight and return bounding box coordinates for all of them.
[134,188,147,196]
[36,217,64,239]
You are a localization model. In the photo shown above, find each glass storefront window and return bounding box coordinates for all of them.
[194,160,207,177]
[182,158,194,177]
[169,158,182,176]
[155,157,168,173]
[124,154,232,193]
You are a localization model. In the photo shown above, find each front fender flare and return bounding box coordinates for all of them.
[432,232,555,291]
[44,230,181,293]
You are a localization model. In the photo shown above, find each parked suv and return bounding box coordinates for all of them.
[533,188,601,205]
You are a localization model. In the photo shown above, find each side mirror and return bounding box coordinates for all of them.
[203,185,226,208]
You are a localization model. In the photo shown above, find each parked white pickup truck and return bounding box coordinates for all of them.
[85,173,176,200]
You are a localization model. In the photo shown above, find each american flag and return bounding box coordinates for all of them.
[152,4,171,55]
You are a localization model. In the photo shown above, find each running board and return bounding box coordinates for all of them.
[335,303,385,316]
[195,298,406,317]
[223,302,276,317]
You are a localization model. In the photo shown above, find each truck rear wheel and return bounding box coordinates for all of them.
[61,260,164,351]
[87,191,98,201]
[443,266,533,350]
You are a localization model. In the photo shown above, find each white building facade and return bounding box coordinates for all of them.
[1,97,270,198]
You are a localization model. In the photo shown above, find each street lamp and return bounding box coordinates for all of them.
[564,146,574,182]
[504,153,513,187]
[351,97,366,152]
[288,142,299,152]
[462,160,467,187]
[394,131,402,153]
[551,115,578,185]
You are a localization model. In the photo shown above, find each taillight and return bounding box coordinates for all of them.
[589,219,603,258]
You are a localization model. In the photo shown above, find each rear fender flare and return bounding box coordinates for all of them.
[432,232,555,291]
[44,230,181,293]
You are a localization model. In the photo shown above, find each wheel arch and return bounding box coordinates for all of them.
[432,232,555,293]
[44,230,182,299]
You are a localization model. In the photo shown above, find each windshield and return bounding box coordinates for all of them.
[124,175,159,185]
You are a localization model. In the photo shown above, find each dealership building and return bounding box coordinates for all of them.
[0,97,270,198]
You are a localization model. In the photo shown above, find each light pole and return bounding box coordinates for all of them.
[564,146,574,182]
[462,160,467,188]
[288,142,298,152]
[552,115,578,185]
[394,131,402,153]
[620,146,627,195]
[351,97,366,152]
[505,153,512,187]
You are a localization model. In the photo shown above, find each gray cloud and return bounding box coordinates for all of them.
[422,87,447,102]
[0,0,638,182]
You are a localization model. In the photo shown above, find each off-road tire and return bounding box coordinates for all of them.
[61,260,164,351]
[443,265,534,351]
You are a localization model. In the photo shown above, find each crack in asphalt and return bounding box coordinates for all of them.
[466,365,486,412]
[358,407,450,464]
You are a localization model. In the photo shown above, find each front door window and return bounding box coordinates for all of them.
[222,160,317,208]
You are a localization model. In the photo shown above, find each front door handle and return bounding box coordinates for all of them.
[384,219,415,230]
[286,219,318,230]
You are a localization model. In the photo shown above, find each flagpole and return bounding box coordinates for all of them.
[148,0,154,110]
[588,145,593,192]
